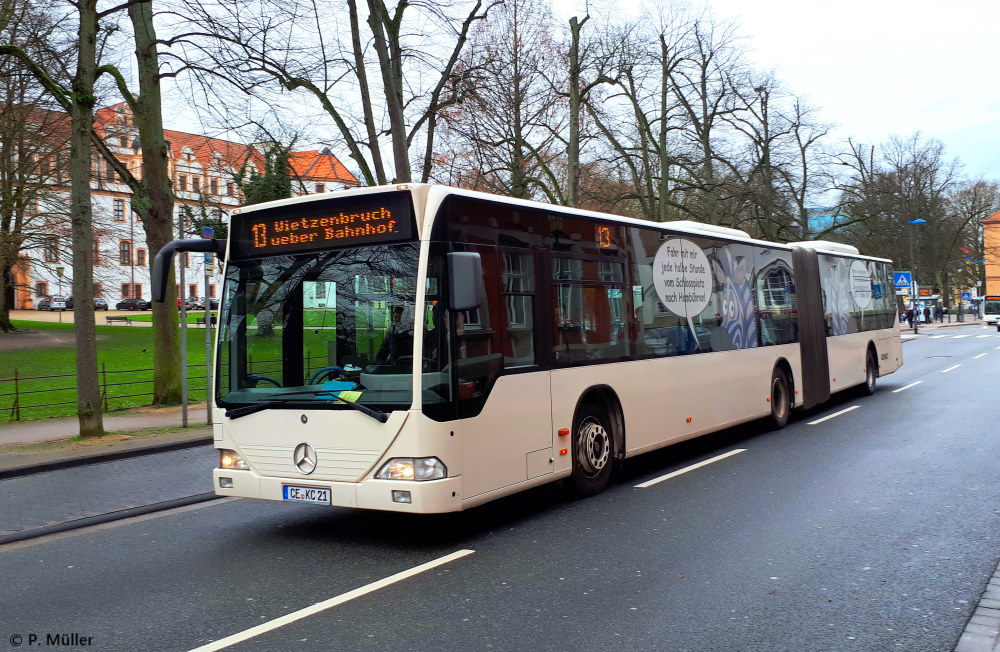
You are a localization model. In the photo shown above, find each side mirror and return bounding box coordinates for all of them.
[447,252,481,312]
[151,238,227,302]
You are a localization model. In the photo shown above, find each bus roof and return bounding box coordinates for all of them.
[231,183,892,263]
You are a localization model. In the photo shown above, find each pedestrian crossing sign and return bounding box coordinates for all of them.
[894,272,912,289]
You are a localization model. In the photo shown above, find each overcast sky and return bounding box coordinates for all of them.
[557,0,999,180]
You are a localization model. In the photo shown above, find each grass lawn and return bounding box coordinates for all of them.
[0,320,214,422]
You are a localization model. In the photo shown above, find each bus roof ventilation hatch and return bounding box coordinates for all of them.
[666,221,751,240]
[788,241,860,255]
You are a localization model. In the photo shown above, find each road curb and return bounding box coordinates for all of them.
[0,436,214,480]
[0,492,220,546]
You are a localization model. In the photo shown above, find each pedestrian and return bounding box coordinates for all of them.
[906,308,914,328]
[923,306,931,324]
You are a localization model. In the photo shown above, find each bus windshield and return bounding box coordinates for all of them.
[216,242,448,413]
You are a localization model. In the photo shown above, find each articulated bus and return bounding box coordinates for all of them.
[153,184,902,513]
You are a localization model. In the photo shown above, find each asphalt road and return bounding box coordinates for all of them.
[1,324,998,651]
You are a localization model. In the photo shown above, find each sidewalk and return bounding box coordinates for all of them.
[0,404,217,543]
[898,316,984,340]
[0,404,213,474]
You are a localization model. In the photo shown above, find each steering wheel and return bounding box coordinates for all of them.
[247,375,281,387]
[309,366,343,384]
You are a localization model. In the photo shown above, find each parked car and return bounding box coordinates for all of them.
[66,296,109,310]
[189,297,219,310]
[116,297,150,310]
[36,296,67,311]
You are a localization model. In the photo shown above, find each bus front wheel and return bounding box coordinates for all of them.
[769,368,791,430]
[570,404,614,497]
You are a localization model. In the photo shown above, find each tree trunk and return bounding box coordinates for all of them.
[70,0,104,436]
[130,0,181,404]
[0,261,14,332]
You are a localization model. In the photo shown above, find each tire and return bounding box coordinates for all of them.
[569,403,614,497]
[768,367,791,430]
[860,349,877,396]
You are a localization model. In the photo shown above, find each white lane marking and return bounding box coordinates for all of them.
[996,345,1000,350]
[976,334,992,338]
[940,364,962,374]
[634,449,746,488]
[973,353,988,359]
[929,335,947,339]
[189,549,476,652]
[951,335,971,339]
[892,381,923,393]
[807,405,860,425]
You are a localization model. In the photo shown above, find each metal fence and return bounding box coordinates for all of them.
[1,353,332,422]
[1,362,211,421]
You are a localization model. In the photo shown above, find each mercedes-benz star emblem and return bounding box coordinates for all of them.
[293,442,318,475]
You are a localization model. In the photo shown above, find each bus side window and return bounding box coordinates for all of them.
[501,251,536,368]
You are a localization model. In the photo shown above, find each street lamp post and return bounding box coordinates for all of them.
[907,219,926,334]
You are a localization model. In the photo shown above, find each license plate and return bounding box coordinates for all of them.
[283,485,331,505]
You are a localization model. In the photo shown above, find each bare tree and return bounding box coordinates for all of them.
[0,0,73,331]
[436,0,566,201]
[1,0,110,434]
[170,0,497,185]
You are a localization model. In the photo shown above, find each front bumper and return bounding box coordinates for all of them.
[212,468,463,513]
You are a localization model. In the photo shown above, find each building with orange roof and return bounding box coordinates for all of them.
[985,210,1000,296]
[15,102,358,308]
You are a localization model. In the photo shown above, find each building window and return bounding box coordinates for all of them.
[133,283,143,299]
[121,136,129,148]
[315,183,325,193]
[121,283,131,298]
[113,199,125,221]
[210,178,218,195]
[192,177,200,193]
[35,282,48,297]
[105,161,114,180]
[119,240,132,265]
[226,182,234,197]
[178,175,187,191]
[43,236,59,263]
[136,249,146,266]
[188,284,197,298]
[209,284,217,298]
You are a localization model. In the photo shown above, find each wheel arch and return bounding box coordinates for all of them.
[866,341,879,377]
[773,357,795,407]
[572,384,626,462]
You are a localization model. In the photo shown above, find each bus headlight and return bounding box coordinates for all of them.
[220,449,250,470]
[375,457,446,481]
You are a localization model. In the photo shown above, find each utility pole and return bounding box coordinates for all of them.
[203,226,213,426]
[179,210,188,427]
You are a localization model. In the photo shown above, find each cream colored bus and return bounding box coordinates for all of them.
[153,184,902,513]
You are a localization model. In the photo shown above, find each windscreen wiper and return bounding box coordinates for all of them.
[225,390,388,423]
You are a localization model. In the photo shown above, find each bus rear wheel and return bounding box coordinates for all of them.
[860,349,877,396]
[570,404,614,497]
[768,368,790,430]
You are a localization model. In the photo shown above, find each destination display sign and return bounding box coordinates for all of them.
[231,191,414,259]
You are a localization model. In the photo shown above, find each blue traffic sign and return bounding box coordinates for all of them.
[203,226,214,239]
[893,272,912,289]
[961,292,972,300]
